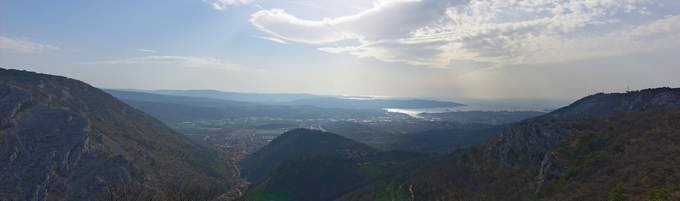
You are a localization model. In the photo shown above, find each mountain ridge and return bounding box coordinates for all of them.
[106,89,388,123]
[0,68,237,201]
[341,88,680,201]
[547,87,680,119]
[242,87,680,201]
[487,87,680,167]
[120,89,466,110]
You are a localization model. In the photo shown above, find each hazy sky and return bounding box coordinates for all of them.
[1,0,680,101]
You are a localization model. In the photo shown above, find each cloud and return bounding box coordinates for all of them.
[0,36,58,53]
[255,36,288,44]
[136,49,157,53]
[250,0,680,67]
[250,0,449,44]
[203,0,256,10]
[87,55,240,71]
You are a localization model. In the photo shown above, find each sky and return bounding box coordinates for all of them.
[1,0,680,102]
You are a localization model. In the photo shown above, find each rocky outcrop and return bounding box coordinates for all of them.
[485,120,574,168]
[535,151,561,193]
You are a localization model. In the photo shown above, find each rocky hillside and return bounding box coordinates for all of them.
[487,87,680,167]
[340,88,680,201]
[0,69,237,201]
[239,88,680,201]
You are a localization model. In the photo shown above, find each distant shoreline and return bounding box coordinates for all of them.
[385,106,552,118]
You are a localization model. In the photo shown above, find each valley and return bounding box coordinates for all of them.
[3,1,679,200]
[2,69,679,201]
[107,89,546,158]
[238,88,680,201]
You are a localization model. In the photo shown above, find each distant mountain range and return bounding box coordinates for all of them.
[116,89,465,110]
[240,88,680,201]
[105,89,390,123]
[143,89,322,103]
[285,97,465,110]
[0,69,237,201]
[421,110,545,125]
[3,68,679,201]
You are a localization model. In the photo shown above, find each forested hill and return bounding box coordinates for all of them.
[242,88,680,201]
[344,88,680,201]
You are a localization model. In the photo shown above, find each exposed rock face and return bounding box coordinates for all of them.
[486,120,574,167]
[535,151,561,193]
[0,69,234,201]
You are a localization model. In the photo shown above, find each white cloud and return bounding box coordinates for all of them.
[255,36,288,44]
[250,0,449,44]
[0,36,58,53]
[136,49,157,53]
[250,9,348,44]
[250,0,680,67]
[204,0,256,10]
[88,55,240,71]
